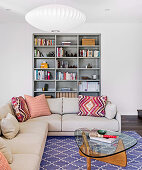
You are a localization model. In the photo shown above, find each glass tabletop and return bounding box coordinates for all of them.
[74,128,137,158]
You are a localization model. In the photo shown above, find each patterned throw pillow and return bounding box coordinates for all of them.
[11,96,31,122]
[78,95,107,117]
[0,152,11,170]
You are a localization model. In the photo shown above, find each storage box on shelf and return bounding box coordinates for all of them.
[33,33,101,97]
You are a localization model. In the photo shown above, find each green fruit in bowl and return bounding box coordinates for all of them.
[97,130,107,135]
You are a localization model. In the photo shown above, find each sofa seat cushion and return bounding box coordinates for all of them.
[10,154,40,170]
[29,114,61,132]
[19,119,48,136]
[3,133,45,157]
[62,114,119,132]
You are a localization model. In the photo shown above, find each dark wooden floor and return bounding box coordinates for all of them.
[122,115,142,136]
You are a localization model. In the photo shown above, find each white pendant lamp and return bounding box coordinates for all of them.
[25,4,86,32]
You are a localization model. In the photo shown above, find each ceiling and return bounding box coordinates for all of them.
[0,0,142,23]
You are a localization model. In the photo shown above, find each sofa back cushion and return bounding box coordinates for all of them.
[78,95,107,117]
[24,94,51,118]
[0,137,13,163]
[63,98,79,114]
[47,98,62,114]
[0,103,14,120]
[105,103,117,119]
[1,113,20,139]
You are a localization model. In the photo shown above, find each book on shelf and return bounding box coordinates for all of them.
[79,82,99,92]
[56,47,64,57]
[34,70,51,80]
[45,96,52,98]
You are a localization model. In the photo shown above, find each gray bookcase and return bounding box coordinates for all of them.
[33,33,101,98]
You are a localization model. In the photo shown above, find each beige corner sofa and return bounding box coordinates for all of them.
[0,97,121,170]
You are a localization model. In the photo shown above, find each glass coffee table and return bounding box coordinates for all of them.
[74,128,137,170]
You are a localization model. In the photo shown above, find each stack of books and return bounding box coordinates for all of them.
[61,42,71,45]
[89,132,118,144]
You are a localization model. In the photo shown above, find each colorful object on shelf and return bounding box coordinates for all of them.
[40,61,48,68]
[11,96,31,122]
[78,95,107,117]
[82,39,95,46]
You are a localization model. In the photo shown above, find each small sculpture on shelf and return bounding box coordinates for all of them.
[86,63,92,68]
[40,61,48,68]
[46,51,55,57]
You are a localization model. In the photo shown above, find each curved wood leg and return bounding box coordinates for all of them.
[87,157,91,170]
[95,150,127,167]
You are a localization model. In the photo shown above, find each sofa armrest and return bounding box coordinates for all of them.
[115,112,121,132]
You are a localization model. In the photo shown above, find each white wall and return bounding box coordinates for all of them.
[0,23,142,115]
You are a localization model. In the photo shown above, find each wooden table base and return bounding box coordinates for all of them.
[79,149,127,170]
[79,134,127,170]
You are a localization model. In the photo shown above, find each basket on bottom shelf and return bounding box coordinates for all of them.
[56,92,77,98]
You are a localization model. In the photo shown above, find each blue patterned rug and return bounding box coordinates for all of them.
[40,131,142,170]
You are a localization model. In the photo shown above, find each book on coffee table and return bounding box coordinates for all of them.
[90,136,117,143]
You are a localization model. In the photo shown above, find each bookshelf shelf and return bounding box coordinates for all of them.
[33,33,101,98]
[34,91,55,93]
[56,80,77,82]
[34,57,55,59]
[79,91,100,93]
[56,91,77,93]
[34,68,55,70]
[56,57,77,59]
[34,80,55,82]
[34,46,55,48]
[56,45,77,48]
[79,80,100,82]
[79,45,100,48]
[78,68,100,70]
[79,57,100,59]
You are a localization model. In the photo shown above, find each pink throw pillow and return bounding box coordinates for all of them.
[24,94,51,118]
[78,95,107,117]
[0,152,11,170]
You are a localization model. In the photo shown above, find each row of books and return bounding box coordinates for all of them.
[34,38,55,46]
[56,92,77,98]
[79,82,99,92]
[80,50,100,57]
[34,49,44,57]
[57,72,77,80]
[56,47,64,57]
[34,70,51,80]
